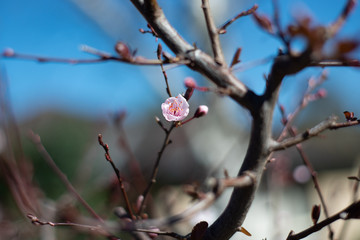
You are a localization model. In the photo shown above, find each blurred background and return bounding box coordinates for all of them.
[1,0,360,239]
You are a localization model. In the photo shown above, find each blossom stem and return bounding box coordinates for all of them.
[139,123,176,214]
[180,117,195,125]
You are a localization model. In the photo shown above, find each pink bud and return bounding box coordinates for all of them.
[115,42,131,60]
[148,228,160,239]
[184,77,197,88]
[136,195,144,211]
[194,105,209,118]
[3,48,14,57]
[316,88,327,98]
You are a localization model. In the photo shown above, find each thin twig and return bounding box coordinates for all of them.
[272,117,360,151]
[139,123,176,214]
[287,200,360,240]
[2,48,190,66]
[309,59,360,67]
[98,134,135,219]
[218,4,258,34]
[277,71,328,141]
[133,228,188,240]
[201,0,226,66]
[27,214,108,235]
[28,130,105,223]
[272,0,290,50]
[157,44,172,97]
[328,0,357,37]
[123,172,255,229]
[273,72,333,237]
[113,111,147,194]
[288,127,334,240]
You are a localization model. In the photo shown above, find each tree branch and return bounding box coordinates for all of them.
[270,116,337,151]
[2,47,189,66]
[218,4,258,34]
[309,59,360,67]
[287,200,360,240]
[201,0,226,66]
[270,116,360,151]
[129,0,255,111]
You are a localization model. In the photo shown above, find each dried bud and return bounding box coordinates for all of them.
[191,221,208,240]
[311,204,321,225]
[184,77,197,88]
[252,12,274,34]
[343,111,357,121]
[157,44,162,59]
[115,42,132,60]
[335,40,359,57]
[194,105,209,118]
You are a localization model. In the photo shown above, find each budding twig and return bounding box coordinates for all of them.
[97,134,135,219]
[218,4,258,34]
[201,0,226,66]
[329,0,357,37]
[28,130,104,223]
[27,214,108,235]
[157,44,172,97]
[2,47,190,66]
[139,123,176,214]
[287,200,360,240]
[309,59,360,67]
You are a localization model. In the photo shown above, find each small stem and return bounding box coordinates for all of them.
[218,4,258,34]
[287,213,340,240]
[287,200,360,240]
[180,117,195,125]
[28,131,104,223]
[289,127,334,240]
[272,0,290,50]
[98,134,135,219]
[201,0,226,66]
[309,59,360,67]
[139,123,176,214]
[157,44,172,97]
[2,49,190,66]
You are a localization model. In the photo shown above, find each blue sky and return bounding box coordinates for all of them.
[0,0,359,122]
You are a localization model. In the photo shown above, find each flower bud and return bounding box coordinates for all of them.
[184,77,196,100]
[115,42,131,60]
[194,105,209,118]
[3,48,14,57]
[316,88,327,98]
[184,77,197,88]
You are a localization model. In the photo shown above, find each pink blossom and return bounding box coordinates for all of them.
[161,94,189,121]
[194,105,209,118]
